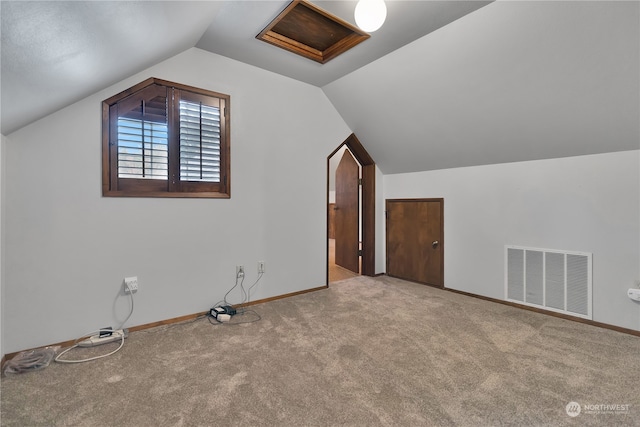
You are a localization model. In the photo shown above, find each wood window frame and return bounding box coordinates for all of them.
[102,77,230,198]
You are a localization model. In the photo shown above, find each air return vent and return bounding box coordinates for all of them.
[505,246,592,319]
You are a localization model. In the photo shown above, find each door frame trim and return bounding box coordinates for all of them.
[327,134,376,284]
[385,198,444,288]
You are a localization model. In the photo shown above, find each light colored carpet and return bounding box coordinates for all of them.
[2,275,639,426]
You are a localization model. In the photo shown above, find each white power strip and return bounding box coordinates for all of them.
[78,329,126,347]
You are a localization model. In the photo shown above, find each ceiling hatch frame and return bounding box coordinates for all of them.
[256,0,370,64]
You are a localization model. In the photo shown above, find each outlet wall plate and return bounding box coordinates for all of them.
[124,276,138,293]
[628,288,640,302]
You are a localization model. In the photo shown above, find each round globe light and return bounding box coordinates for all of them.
[354,0,387,33]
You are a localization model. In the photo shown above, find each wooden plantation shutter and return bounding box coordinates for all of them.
[110,83,169,193]
[103,78,230,198]
[117,118,168,180]
[173,89,227,193]
[178,94,222,183]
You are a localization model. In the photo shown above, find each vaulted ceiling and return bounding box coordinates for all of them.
[2,1,638,174]
[325,1,640,173]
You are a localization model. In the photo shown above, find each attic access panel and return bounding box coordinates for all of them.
[256,0,370,64]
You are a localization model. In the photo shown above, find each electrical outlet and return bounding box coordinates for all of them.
[258,261,265,274]
[236,265,244,278]
[124,276,138,293]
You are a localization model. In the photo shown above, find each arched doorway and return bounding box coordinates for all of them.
[326,133,376,284]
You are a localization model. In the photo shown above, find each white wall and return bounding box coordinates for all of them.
[1,133,5,358]
[3,47,351,354]
[384,151,640,331]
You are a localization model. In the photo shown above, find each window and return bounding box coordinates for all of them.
[102,78,230,198]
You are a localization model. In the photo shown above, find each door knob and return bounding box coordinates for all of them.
[432,240,439,248]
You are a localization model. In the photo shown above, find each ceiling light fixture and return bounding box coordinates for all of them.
[354,0,387,33]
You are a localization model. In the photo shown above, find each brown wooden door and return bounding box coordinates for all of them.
[386,199,443,287]
[335,150,360,273]
[328,203,336,239]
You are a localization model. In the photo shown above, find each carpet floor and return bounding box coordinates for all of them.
[2,275,639,426]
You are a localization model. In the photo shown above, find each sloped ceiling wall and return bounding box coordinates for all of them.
[323,1,640,174]
[0,1,491,136]
[5,1,636,176]
[0,1,224,135]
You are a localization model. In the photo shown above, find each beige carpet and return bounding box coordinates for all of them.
[2,275,639,426]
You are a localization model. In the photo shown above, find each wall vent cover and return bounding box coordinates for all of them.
[505,246,592,319]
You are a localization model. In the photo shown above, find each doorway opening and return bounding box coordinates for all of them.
[326,133,376,285]
[329,146,361,282]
